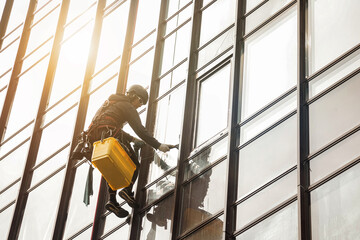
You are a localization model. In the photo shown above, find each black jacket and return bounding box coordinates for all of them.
[92,93,161,149]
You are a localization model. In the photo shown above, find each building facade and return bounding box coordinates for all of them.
[0,0,359,239]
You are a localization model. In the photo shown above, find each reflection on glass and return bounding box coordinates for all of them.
[199,0,236,46]
[185,137,228,180]
[149,86,185,182]
[140,195,174,240]
[183,215,224,240]
[63,163,102,239]
[311,163,360,239]
[133,0,161,43]
[18,170,65,239]
[196,64,231,146]
[198,27,235,69]
[236,171,296,229]
[160,22,191,75]
[309,73,360,153]
[238,116,297,198]
[127,49,155,89]
[0,204,15,239]
[4,56,48,139]
[94,1,129,73]
[237,201,298,240]
[308,0,360,74]
[309,49,360,98]
[245,0,292,35]
[181,160,227,234]
[310,130,360,184]
[146,169,177,205]
[240,91,296,144]
[241,7,297,120]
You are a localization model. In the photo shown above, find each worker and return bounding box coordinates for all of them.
[72,84,171,218]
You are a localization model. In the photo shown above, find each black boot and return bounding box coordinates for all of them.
[119,188,139,208]
[105,201,129,218]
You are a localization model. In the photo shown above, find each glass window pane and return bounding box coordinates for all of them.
[236,201,298,240]
[245,0,264,13]
[236,171,297,229]
[181,160,227,234]
[198,27,235,69]
[240,91,296,144]
[160,22,191,75]
[245,0,293,35]
[139,195,174,240]
[63,163,102,239]
[310,130,360,184]
[166,0,191,18]
[48,22,94,106]
[196,64,231,146]
[94,1,130,73]
[199,0,236,46]
[146,169,177,205]
[133,0,161,43]
[311,163,360,239]
[165,3,192,35]
[36,106,77,165]
[103,206,132,235]
[31,147,69,188]
[0,141,30,190]
[238,115,297,199]
[241,7,297,120]
[66,0,95,24]
[185,137,228,180]
[0,40,19,76]
[309,49,360,98]
[309,74,360,153]
[0,181,19,210]
[127,49,155,89]
[4,55,48,139]
[18,169,65,239]
[5,0,30,35]
[131,33,156,62]
[103,224,130,240]
[158,62,188,96]
[183,215,224,240]
[0,203,15,239]
[148,86,185,182]
[308,0,360,74]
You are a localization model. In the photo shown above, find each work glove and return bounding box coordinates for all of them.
[158,144,170,153]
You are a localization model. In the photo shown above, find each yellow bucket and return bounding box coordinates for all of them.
[91,137,136,190]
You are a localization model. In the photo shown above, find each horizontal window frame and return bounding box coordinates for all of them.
[89,73,118,95]
[307,66,360,105]
[31,142,70,172]
[0,178,21,195]
[30,3,60,29]
[17,52,50,78]
[1,120,33,146]
[138,191,174,215]
[61,18,94,45]
[64,1,97,29]
[164,0,193,23]
[128,45,154,66]
[155,79,185,102]
[237,110,297,150]
[0,137,31,161]
[195,45,233,75]
[233,195,297,237]
[1,23,23,42]
[103,0,127,18]
[238,86,297,127]
[100,220,128,240]
[163,17,191,40]
[197,23,234,52]
[22,36,53,61]
[41,102,78,130]
[0,35,20,53]
[91,55,121,79]
[177,210,224,240]
[243,0,269,18]
[67,222,93,240]
[45,85,81,113]
[27,164,66,193]
[144,167,177,190]
[0,200,16,214]
[243,0,297,40]
[131,28,156,49]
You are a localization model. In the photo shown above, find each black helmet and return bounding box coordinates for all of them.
[127,84,149,104]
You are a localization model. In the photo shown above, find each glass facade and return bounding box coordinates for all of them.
[0,0,359,239]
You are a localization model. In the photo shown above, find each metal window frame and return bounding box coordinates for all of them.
[0,0,14,49]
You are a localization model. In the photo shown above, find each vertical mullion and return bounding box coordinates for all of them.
[171,0,202,239]
[51,0,106,239]
[297,0,311,239]
[116,0,139,94]
[128,0,168,238]
[224,0,245,239]
[7,0,68,238]
[0,0,36,142]
[0,0,14,49]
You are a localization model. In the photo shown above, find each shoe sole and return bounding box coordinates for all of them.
[119,191,138,208]
[105,204,128,218]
